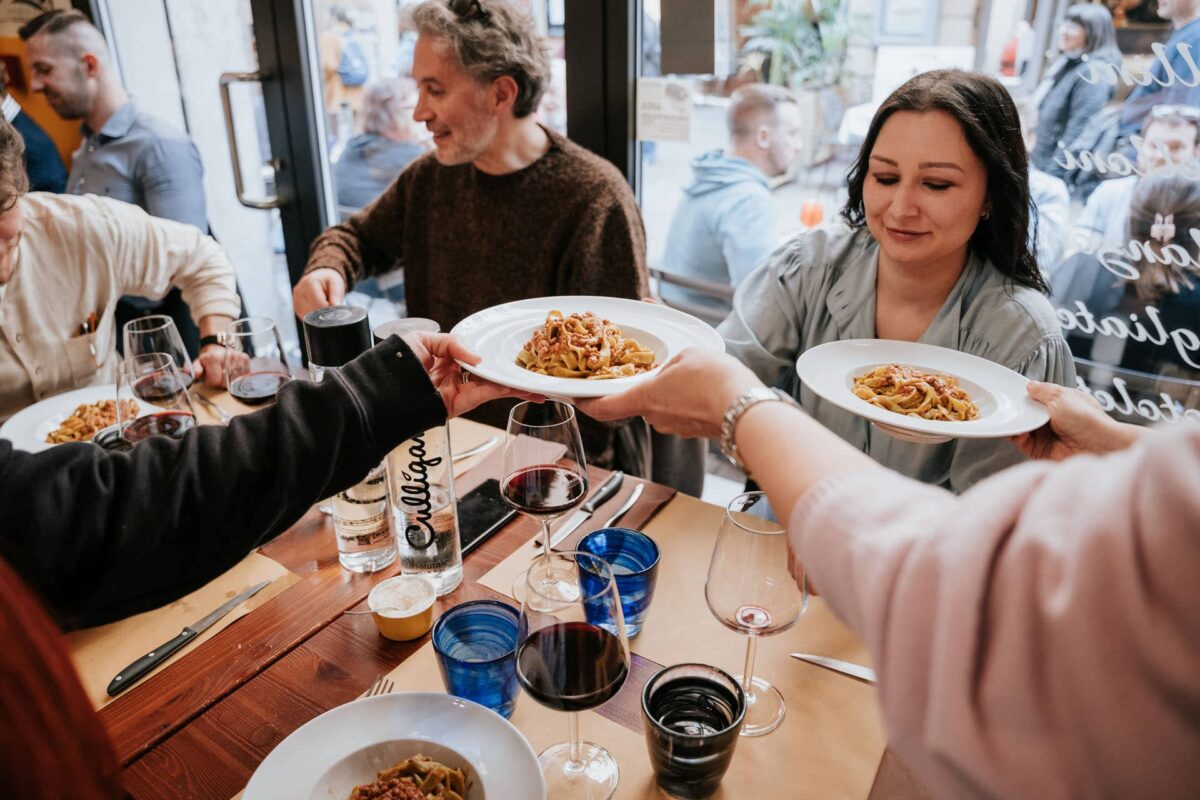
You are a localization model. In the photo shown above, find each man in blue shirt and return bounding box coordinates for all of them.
[19,9,229,360]
[0,69,66,194]
[659,84,801,318]
[1117,0,1200,152]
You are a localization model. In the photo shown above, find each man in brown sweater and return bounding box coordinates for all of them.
[295,0,648,470]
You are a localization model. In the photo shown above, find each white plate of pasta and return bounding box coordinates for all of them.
[243,692,544,800]
[0,384,152,453]
[795,339,1050,443]
[450,296,724,398]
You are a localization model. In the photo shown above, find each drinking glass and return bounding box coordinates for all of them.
[432,599,521,718]
[577,527,660,638]
[501,401,589,605]
[641,663,747,798]
[517,551,630,799]
[123,315,195,384]
[704,491,806,737]
[222,316,292,405]
[117,353,197,444]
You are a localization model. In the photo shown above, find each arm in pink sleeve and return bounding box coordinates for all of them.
[789,427,1200,798]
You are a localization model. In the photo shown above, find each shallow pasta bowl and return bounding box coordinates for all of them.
[795,339,1050,443]
[0,384,155,453]
[243,692,544,800]
[449,296,724,399]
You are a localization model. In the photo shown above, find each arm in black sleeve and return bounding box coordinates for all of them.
[0,336,446,629]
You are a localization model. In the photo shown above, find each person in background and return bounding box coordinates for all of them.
[335,77,427,210]
[294,0,649,474]
[1029,3,1121,180]
[319,5,369,140]
[659,84,801,317]
[0,331,527,798]
[20,9,234,361]
[719,70,1075,492]
[1073,105,1200,254]
[0,118,237,421]
[579,345,1200,799]
[1053,166,1200,386]
[1012,94,1070,273]
[1117,0,1200,156]
[0,64,66,193]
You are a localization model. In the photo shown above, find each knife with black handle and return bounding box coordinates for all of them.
[106,580,271,697]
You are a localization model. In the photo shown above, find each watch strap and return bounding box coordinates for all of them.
[198,334,222,349]
[720,387,797,475]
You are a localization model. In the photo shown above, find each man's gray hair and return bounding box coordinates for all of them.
[410,0,550,118]
[727,84,797,139]
[362,78,417,136]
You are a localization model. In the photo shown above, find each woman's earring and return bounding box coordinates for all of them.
[980,209,991,220]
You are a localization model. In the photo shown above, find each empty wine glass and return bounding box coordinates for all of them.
[222,316,292,405]
[123,315,195,384]
[705,491,807,737]
[501,401,589,605]
[517,550,630,799]
[117,353,197,444]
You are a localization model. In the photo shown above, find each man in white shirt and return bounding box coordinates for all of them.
[0,118,238,422]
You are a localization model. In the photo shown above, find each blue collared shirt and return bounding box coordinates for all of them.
[68,101,207,231]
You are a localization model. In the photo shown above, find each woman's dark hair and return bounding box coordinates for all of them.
[842,69,1051,294]
[1064,3,1120,60]
[1128,166,1200,301]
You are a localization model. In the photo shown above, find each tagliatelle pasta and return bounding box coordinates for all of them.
[852,363,980,421]
[347,754,468,800]
[45,399,139,444]
[516,310,656,379]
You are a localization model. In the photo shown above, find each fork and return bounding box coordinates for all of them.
[189,390,231,425]
[364,675,394,698]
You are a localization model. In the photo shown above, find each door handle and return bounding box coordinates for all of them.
[219,70,283,210]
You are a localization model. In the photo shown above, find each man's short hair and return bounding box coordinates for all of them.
[1143,104,1200,146]
[727,84,798,139]
[18,9,92,41]
[0,118,30,211]
[410,0,550,118]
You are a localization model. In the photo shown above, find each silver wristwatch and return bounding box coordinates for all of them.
[720,387,797,474]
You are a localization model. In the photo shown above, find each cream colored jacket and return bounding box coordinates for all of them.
[0,193,239,422]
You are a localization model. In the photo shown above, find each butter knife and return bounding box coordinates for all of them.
[451,435,499,463]
[189,389,231,426]
[601,482,644,528]
[107,580,271,697]
[790,653,876,685]
[545,470,624,548]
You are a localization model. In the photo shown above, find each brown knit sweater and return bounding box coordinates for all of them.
[306,127,648,329]
[305,128,650,469]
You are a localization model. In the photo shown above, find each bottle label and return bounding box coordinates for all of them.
[335,512,391,546]
[398,432,444,550]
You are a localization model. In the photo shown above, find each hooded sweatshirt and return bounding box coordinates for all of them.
[660,150,778,316]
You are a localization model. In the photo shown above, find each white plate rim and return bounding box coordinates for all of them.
[0,384,144,453]
[242,691,546,800]
[795,339,1050,440]
[449,296,724,398]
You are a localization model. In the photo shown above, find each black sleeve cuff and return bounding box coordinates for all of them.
[337,335,448,450]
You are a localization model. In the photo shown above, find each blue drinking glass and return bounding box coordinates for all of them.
[431,599,520,718]
[577,527,661,638]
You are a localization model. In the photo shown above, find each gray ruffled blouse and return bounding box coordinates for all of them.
[719,225,1076,491]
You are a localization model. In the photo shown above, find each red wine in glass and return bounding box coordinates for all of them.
[229,371,289,405]
[122,411,196,443]
[133,374,187,405]
[502,465,588,519]
[516,621,629,712]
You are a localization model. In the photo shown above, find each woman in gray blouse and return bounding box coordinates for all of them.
[721,70,1075,491]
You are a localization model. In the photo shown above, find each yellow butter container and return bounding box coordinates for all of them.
[368,575,437,641]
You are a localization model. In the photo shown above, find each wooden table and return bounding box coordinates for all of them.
[99,426,930,799]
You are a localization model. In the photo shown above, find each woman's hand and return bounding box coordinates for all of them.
[577,348,764,439]
[1011,381,1142,461]
[404,332,541,418]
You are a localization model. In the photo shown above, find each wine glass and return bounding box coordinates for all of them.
[501,401,589,605]
[517,550,630,799]
[222,316,292,405]
[705,491,807,737]
[117,353,198,444]
[123,315,196,385]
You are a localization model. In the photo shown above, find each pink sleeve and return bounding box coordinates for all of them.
[790,426,1200,798]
